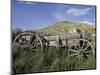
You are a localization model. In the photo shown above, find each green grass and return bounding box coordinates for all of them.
[12,45,96,74]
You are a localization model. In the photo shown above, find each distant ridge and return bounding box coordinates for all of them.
[37,21,95,35]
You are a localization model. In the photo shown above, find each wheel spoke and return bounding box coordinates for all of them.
[70,49,78,53]
[84,50,93,53]
[75,55,80,59]
[86,55,90,57]
[30,38,38,46]
[33,38,37,43]
[82,40,85,49]
[83,43,90,52]
[30,34,35,41]
[74,46,79,51]
[31,43,41,49]
[78,56,81,60]
[69,53,78,57]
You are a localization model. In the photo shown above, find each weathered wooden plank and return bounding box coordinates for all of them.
[43,33,80,41]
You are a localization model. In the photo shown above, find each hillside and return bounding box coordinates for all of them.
[37,21,95,35]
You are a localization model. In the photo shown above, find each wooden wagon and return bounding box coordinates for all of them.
[13,31,95,60]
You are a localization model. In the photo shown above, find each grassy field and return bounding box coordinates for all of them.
[12,44,96,74]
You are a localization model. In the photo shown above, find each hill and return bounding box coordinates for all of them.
[37,21,95,35]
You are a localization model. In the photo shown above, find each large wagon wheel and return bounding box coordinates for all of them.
[68,39,94,60]
[13,32,43,51]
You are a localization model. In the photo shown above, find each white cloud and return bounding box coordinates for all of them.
[17,0,38,5]
[25,1,39,5]
[66,8,91,16]
[79,21,94,25]
[25,2,33,5]
[53,12,68,21]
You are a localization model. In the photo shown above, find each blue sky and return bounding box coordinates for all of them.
[12,0,96,30]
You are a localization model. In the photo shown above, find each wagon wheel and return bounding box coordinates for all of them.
[68,39,94,60]
[13,32,43,51]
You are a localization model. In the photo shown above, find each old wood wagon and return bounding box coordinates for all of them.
[13,30,95,60]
